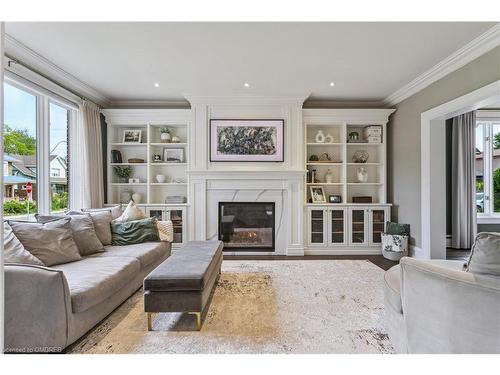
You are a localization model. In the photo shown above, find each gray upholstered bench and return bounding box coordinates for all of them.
[143,240,223,331]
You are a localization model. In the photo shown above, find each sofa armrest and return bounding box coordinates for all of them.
[4,263,72,353]
[400,257,500,353]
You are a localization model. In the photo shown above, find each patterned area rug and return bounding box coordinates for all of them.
[67,260,393,354]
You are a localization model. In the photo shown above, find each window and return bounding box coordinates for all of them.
[3,83,38,220]
[3,79,75,219]
[476,118,500,219]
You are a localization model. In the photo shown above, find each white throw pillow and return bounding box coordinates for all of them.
[113,201,146,223]
[157,220,173,242]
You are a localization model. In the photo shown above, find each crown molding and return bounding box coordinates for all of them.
[185,94,310,106]
[4,34,110,106]
[106,99,191,109]
[384,23,500,106]
[303,99,386,108]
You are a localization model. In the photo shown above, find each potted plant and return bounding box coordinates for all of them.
[114,165,133,183]
[160,127,171,143]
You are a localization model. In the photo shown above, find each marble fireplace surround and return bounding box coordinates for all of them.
[188,170,305,255]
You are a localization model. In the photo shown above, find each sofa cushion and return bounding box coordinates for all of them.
[3,222,44,265]
[91,242,170,269]
[467,232,500,277]
[52,256,140,313]
[144,241,223,291]
[36,213,105,256]
[86,211,113,246]
[111,217,159,246]
[8,218,82,266]
[113,201,146,223]
[384,264,402,313]
[83,205,123,220]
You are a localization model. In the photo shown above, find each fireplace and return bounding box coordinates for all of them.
[218,202,275,251]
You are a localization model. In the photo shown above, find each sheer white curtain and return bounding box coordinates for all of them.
[71,100,104,209]
[451,111,477,249]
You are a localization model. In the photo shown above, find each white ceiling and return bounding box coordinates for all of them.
[4,22,497,104]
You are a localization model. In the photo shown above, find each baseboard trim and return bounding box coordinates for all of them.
[304,248,382,256]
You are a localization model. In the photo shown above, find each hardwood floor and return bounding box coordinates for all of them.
[223,254,398,271]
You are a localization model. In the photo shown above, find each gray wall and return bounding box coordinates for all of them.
[388,46,500,248]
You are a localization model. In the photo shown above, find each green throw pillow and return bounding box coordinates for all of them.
[111,217,160,246]
[385,221,410,236]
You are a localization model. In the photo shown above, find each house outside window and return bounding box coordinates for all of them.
[475,112,500,222]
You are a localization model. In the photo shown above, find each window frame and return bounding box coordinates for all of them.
[4,75,76,215]
[476,111,500,224]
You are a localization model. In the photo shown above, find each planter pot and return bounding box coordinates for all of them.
[160,133,171,143]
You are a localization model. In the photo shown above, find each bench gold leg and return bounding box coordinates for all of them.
[147,312,154,331]
[189,312,202,331]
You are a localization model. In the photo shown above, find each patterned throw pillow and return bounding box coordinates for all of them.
[157,220,173,242]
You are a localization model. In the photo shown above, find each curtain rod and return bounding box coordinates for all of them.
[5,54,96,106]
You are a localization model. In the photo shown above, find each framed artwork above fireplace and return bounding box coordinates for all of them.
[210,119,284,162]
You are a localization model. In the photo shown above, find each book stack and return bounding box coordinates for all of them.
[165,195,187,204]
[363,125,382,143]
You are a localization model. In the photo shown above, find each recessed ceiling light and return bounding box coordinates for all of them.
[244,82,250,88]
[329,82,335,87]
[154,82,160,88]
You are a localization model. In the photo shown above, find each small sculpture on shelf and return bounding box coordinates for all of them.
[171,135,181,143]
[156,174,167,183]
[309,154,319,162]
[356,167,368,183]
[318,153,332,162]
[315,130,326,143]
[325,133,335,143]
[325,169,334,184]
[348,131,359,142]
[352,150,369,163]
[160,127,171,143]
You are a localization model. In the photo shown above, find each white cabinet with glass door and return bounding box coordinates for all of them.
[307,207,328,247]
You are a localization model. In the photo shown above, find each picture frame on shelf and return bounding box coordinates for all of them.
[164,148,184,163]
[210,119,284,162]
[123,129,142,143]
[310,186,327,204]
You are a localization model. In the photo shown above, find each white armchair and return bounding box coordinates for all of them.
[384,257,500,353]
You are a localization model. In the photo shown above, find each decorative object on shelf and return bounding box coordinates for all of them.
[325,133,335,143]
[352,196,373,203]
[128,178,140,184]
[120,190,132,204]
[160,128,171,143]
[123,129,142,143]
[152,154,162,162]
[352,150,369,163]
[309,154,319,162]
[128,158,145,163]
[356,167,368,183]
[363,125,382,138]
[325,169,334,184]
[319,153,332,162]
[328,195,342,203]
[155,174,167,183]
[111,150,122,163]
[311,169,318,183]
[132,192,142,204]
[172,178,187,184]
[348,131,359,142]
[165,196,187,204]
[307,170,311,183]
[210,119,284,162]
[113,165,133,183]
[164,148,184,163]
[310,186,327,203]
[315,130,326,143]
[367,135,381,144]
[171,135,181,143]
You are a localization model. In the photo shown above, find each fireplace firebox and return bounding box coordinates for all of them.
[218,202,275,251]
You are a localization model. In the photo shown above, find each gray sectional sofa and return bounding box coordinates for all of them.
[5,241,171,353]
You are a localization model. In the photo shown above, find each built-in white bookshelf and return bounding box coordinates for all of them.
[303,109,395,205]
[103,109,191,207]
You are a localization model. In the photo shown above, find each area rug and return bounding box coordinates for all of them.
[67,260,393,354]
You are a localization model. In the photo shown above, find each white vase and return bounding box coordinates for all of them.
[325,169,334,184]
[315,130,325,143]
[156,174,166,183]
[132,192,142,204]
[325,133,334,143]
[160,133,171,143]
[356,167,368,183]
